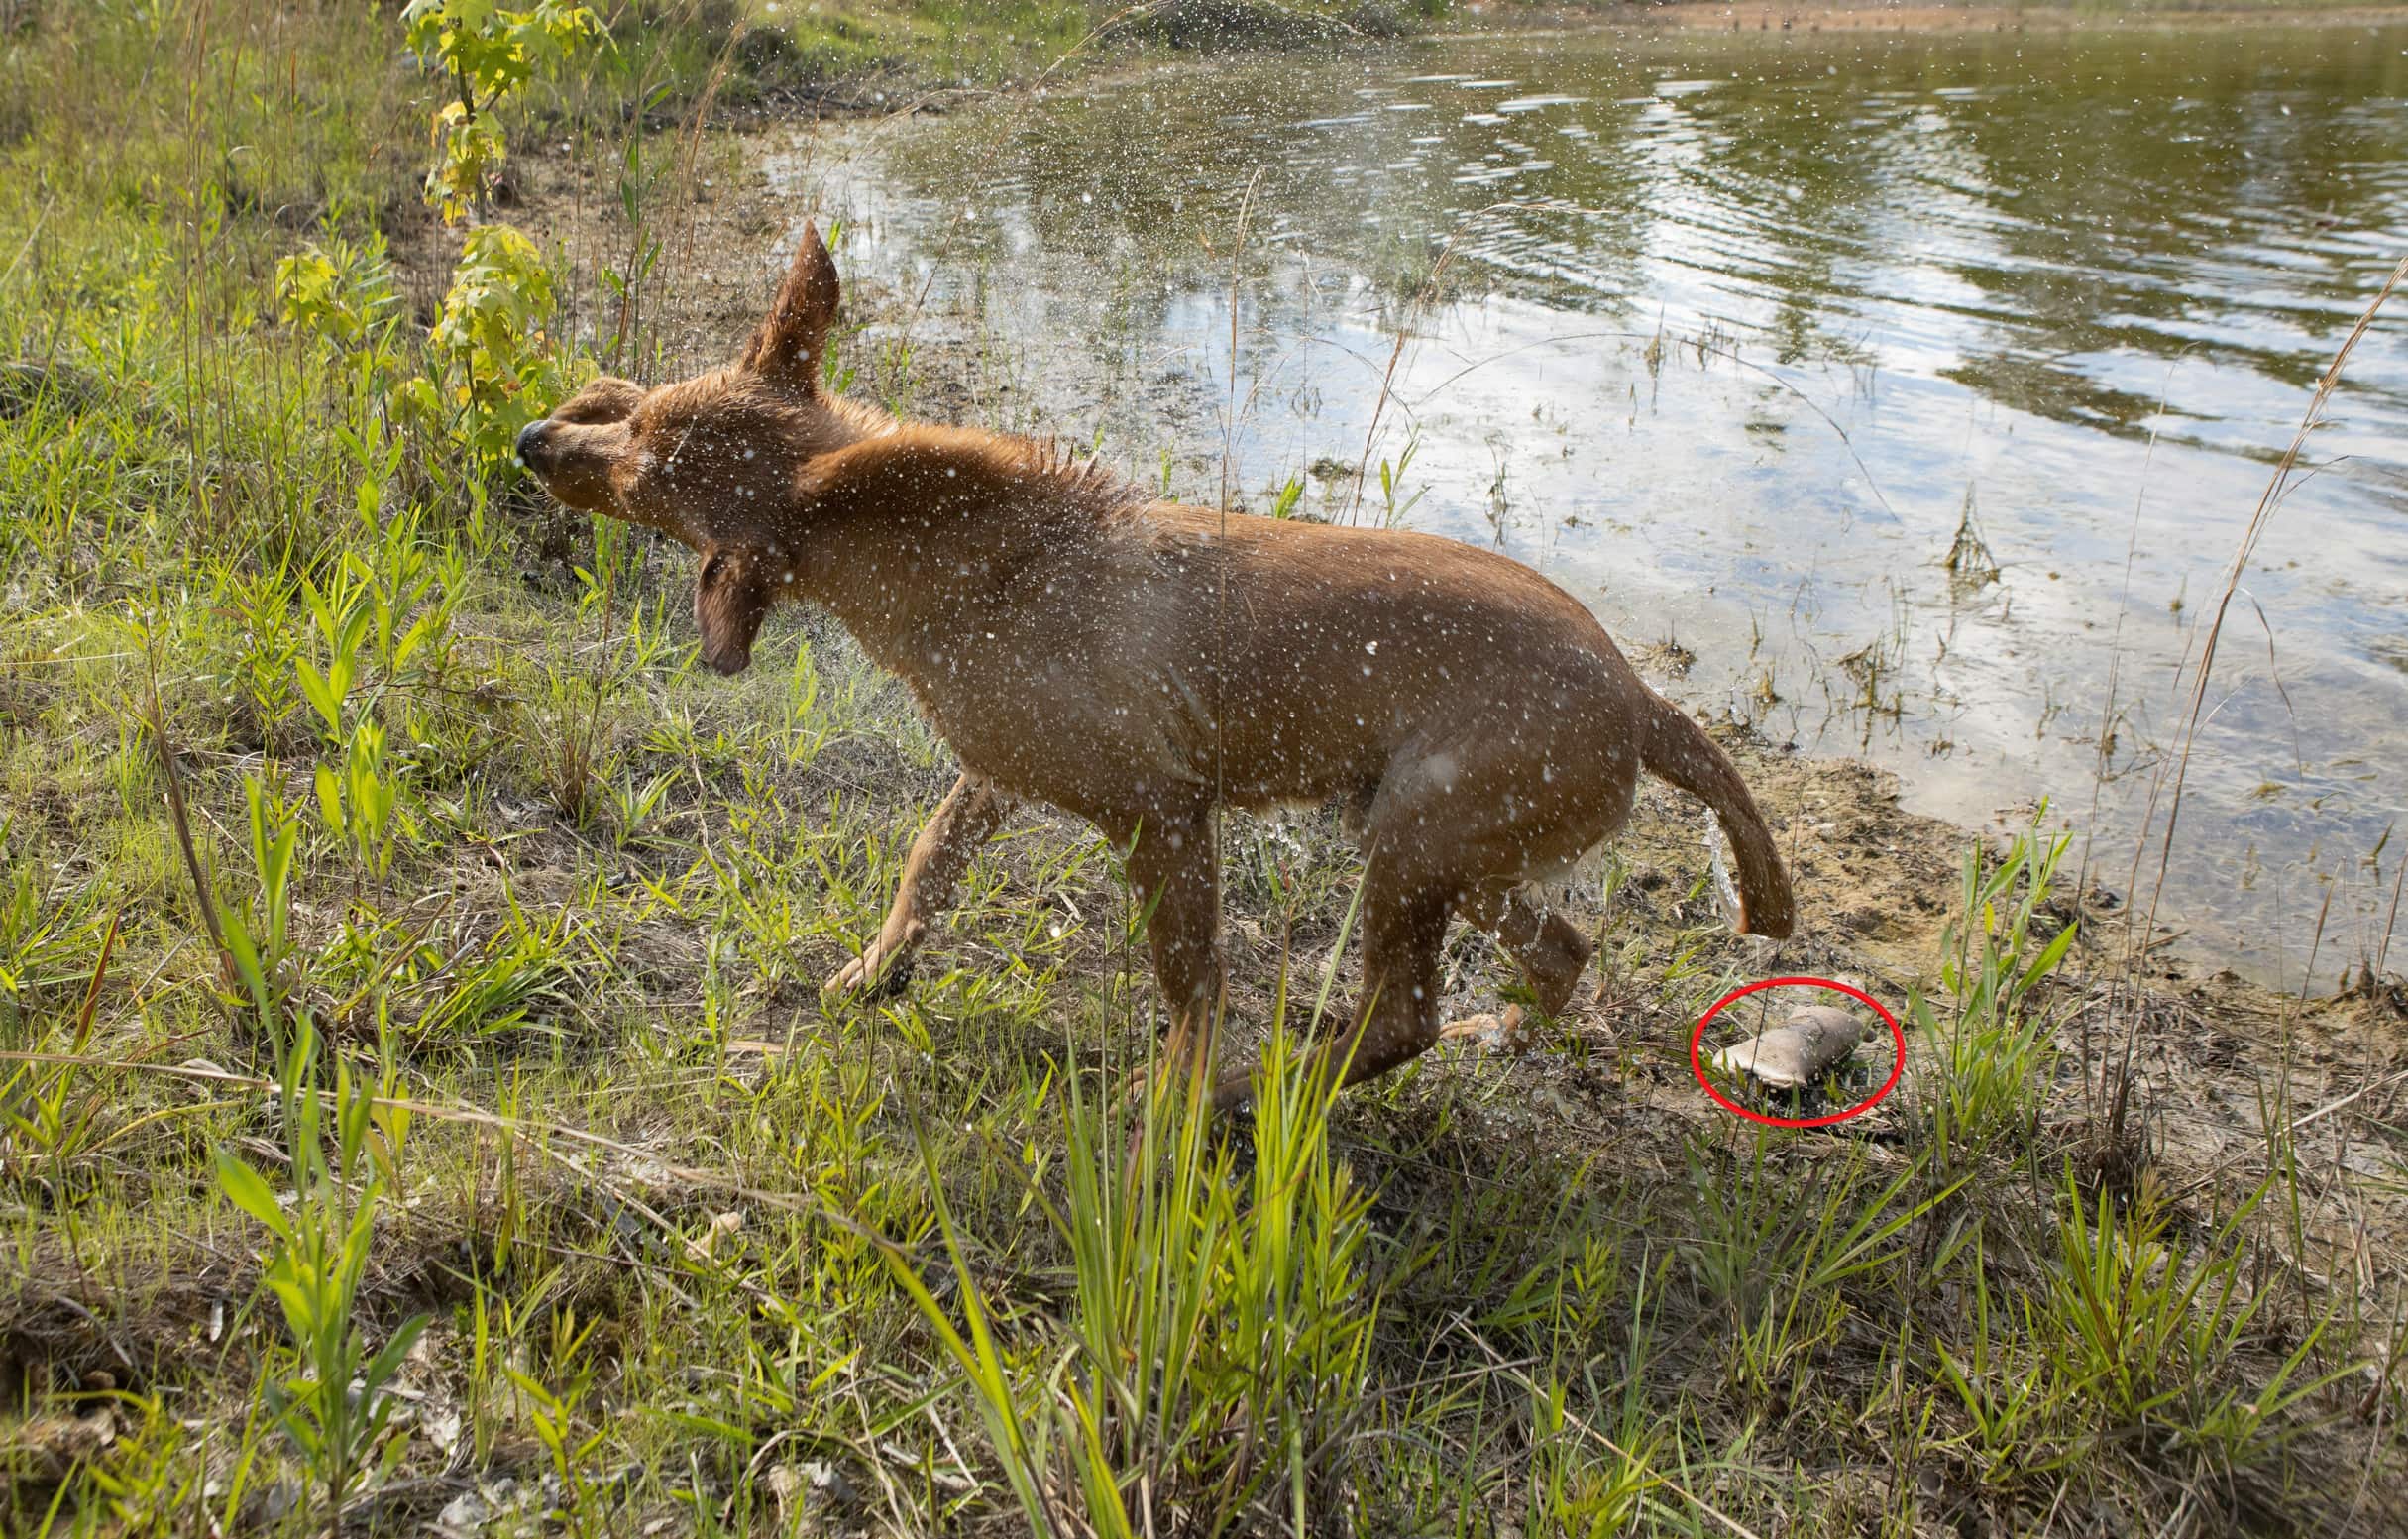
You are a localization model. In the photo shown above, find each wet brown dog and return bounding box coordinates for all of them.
[516,224,1796,1107]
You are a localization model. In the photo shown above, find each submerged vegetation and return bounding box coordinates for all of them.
[1,2,2405,1536]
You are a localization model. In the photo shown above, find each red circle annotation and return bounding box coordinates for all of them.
[1689,975,1905,1129]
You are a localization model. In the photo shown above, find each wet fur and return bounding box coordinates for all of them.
[516,224,1797,1106]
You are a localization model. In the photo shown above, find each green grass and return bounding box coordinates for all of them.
[0,2,2401,1535]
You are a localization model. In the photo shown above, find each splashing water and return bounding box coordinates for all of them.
[1703,810,1743,934]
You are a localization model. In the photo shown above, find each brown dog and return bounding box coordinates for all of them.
[516,224,1796,1106]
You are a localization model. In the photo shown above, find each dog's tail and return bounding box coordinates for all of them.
[1640,696,1796,938]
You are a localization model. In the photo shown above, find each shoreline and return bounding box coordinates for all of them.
[1437,0,2408,34]
[700,0,2408,117]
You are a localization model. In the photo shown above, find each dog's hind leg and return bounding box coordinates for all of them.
[1457,883,1592,1017]
[1215,863,1449,1110]
[1433,885,1593,1053]
[826,772,1011,999]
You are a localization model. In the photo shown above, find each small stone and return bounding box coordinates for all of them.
[242,1478,303,1529]
[6,1406,117,1479]
[433,1489,489,1537]
[687,1209,745,1261]
[1708,1006,1867,1089]
[803,1458,855,1504]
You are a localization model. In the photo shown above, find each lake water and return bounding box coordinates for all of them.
[785,18,2408,987]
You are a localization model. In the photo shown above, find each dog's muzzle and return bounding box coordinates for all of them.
[514,417,554,470]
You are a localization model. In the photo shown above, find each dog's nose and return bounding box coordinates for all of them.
[514,418,552,467]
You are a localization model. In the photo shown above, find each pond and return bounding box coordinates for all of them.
[785,16,2408,987]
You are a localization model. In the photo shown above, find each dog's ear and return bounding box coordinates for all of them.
[695,545,775,675]
[739,221,841,396]
[548,377,645,426]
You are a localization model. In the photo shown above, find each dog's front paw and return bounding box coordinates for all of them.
[825,942,915,1002]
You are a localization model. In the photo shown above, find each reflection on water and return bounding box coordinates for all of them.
[790,20,2408,986]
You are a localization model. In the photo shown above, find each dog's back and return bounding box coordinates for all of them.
[782,426,1790,934]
